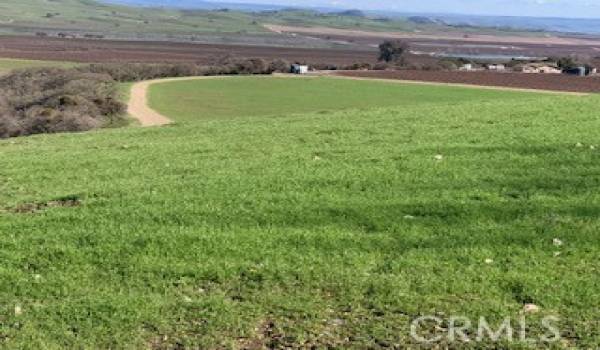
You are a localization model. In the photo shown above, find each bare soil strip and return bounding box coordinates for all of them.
[128,80,173,126]
[334,70,598,94]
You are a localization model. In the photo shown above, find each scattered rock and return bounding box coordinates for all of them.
[329,318,345,326]
[523,303,540,313]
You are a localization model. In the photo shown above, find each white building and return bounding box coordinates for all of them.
[486,64,505,71]
[291,64,309,74]
[459,63,473,71]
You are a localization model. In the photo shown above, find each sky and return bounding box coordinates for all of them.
[204,0,600,18]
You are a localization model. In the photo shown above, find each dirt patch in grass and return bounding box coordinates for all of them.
[9,195,82,214]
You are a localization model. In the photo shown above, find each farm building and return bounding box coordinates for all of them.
[563,66,597,76]
[459,63,473,71]
[291,64,309,74]
[514,63,562,74]
[486,64,505,71]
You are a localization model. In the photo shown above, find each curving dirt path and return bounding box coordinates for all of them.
[128,76,232,126]
[129,75,310,126]
[128,73,586,127]
[128,80,173,127]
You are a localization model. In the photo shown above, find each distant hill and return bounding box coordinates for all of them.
[0,0,422,41]
[102,0,288,11]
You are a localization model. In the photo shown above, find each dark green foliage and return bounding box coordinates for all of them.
[378,39,410,63]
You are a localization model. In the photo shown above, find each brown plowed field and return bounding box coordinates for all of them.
[335,70,600,93]
[0,35,376,65]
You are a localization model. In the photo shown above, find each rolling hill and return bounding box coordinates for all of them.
[0,0,546,44]
[1,76,599,347]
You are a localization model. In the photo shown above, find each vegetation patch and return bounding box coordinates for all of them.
[0,68,126,138]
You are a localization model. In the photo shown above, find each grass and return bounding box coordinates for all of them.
[0,58,79,75]
[148,76,541,123]
[1,77,600,348]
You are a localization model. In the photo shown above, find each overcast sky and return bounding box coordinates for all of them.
[207,0,600,18]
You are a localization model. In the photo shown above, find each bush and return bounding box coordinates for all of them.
[79,57,287,82]
[268,59,291,73]
[0,68,126,139]
[378,40,410,64]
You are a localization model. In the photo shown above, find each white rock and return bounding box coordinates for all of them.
[553,238,564,247]
[403,215,416,220]
[14,305,22,316]
[576,142,584,148]
[590,145,596,150]
[434,154,444,161]
[553,251,561,257]
[313,155,322,161]
[523,304,540,313]
[485,259,494,264]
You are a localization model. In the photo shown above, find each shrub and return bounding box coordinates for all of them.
[268,59,291,73]
[0,68,126,139]
[378,40,410,64]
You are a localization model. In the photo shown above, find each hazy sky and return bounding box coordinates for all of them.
[207,0,600,18]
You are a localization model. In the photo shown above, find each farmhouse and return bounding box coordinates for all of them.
[514,63,562,74]
[291,64,309,74]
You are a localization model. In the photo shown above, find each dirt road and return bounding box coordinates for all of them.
[128,80,173,127]
[128,76,235,127]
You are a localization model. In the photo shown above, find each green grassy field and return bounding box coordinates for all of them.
[148,76,540,122]
[0,58,78,75]
[1,77,599,348]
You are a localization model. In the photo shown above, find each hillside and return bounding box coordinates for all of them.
[0,0,544,44]
[1,77,599,347]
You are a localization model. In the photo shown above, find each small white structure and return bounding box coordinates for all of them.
[291,64,309,74]
[538,66,562,74]
[459,63,473,71]
[486,64,505,71]
[515,63,562,74]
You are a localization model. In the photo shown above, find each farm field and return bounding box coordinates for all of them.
[0,35,375,65]
[148,76,546,122]
[1,77,600,348]
[336,70,600,93]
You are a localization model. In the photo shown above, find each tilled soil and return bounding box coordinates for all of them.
[0,35,376,65]
[335,70,600,93]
